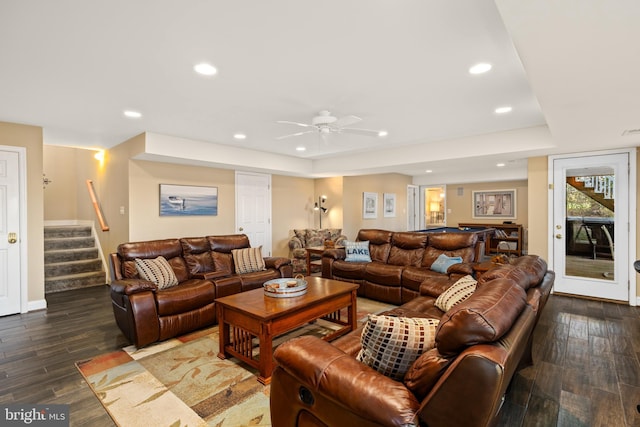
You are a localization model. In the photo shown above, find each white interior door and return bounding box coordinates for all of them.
[235,172,272,256]
[552,152,630,302]
[0,149,22,315]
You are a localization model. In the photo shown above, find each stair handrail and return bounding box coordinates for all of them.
[86,179,109,231]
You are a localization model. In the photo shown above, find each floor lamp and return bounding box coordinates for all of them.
[314,196,327,228]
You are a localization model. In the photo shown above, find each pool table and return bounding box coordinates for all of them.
[417,226,495,261]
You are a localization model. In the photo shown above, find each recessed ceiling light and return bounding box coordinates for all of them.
[469,63,492,74]
[425,169,433,173]
[495,106,513,114]
[194,63,217,76]
[496,163,506,167]
[296,146,306,152]
[123,110,142,118]
[378,130,388,137]
[233,133,246,140]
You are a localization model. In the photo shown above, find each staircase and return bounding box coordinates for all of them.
[44,225,106,293]
[567,175,615,212]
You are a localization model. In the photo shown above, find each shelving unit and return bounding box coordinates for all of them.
[459,223,524,257]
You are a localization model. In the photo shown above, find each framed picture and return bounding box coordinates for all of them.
[363,192,378,219]
[472,189,516,219]
[159,184,218,216]
[383,193,396,217]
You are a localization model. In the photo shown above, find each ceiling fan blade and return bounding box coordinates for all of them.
[333,115,362,128]
[275,130,315,140]
[340,127,383,137]
[276,120,314,128]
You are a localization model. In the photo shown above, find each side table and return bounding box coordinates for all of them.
[305,246,343,276]
[305,246,327,276]
[472,261,499,276]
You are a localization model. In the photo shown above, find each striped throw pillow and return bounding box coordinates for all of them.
[357,315,440,381]
[134,256,179,290]
[435,275,477,312]
[231,246,265,274]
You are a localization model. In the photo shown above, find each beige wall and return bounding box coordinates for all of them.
[342,174,413,239]
[444,180,528,229]
[42,145,104,224]
[527,157,548,260]
[43,145,78,220]
[273,175,315,257]
[0,121,44,304]
[128,160,236,241]
[98,134,145,255]
[315,176,344,230]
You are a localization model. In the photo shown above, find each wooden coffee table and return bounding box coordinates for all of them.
[215,276,359,384]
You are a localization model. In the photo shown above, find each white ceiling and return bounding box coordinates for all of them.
[1,1,639,180]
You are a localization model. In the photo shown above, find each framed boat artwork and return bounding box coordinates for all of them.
[159,184,218,216]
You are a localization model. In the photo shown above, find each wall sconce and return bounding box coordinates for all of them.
[43,174,53,189]
[314,195,328,228]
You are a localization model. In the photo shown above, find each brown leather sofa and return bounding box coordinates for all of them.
[270,255,554,427]
[109,234,292,347]
[322,229,481,305]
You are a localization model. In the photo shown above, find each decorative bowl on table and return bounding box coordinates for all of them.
[264,274,308,298]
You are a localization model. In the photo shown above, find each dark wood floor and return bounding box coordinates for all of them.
[1,285,639,426]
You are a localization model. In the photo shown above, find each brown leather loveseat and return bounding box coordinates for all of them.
[270,255,554,427]
[322,229,481,305]
[109,234,292,347]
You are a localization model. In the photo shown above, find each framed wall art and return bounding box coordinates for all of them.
[159,184,218,216]
[363,192,378,219]
[472,189,516,219]
[383,193,396,217]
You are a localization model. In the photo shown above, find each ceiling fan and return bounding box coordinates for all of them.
[276,110,387,141]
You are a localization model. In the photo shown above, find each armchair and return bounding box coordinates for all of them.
[288,228,347,274]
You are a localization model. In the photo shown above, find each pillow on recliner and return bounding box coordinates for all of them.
[345,240,372,262]
[232,246,266,274]
[430,253,463,273]
[434,275,477,312]
[135,256,179,290]
[357,314,439,381]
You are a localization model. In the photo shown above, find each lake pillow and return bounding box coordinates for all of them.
[345,240,372,262]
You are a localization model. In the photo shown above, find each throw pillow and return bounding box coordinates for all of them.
[231,246,266,274]
[430,253,463,273]
[135,256,179,290]
[435,275,477,312]
[345,240,372,262]
[357,314,440,381]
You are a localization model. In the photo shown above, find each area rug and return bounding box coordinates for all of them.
[76,298,394,427]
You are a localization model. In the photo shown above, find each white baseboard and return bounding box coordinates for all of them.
[27,299,47,312]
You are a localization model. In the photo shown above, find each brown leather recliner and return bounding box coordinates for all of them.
[270,256,554,427]
[322,229,479,305]
[109,234,292,347]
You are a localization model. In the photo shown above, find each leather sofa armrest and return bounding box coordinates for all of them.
[274,335,420,426]
[322,248,346,260]
[446,262,474,276]
[110,279,157,295]
[194,271,229,280]
[264,256,291,270]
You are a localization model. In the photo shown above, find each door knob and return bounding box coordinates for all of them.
[8,232,17,244]
[239,227,244,232]
[555,234,562,239]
